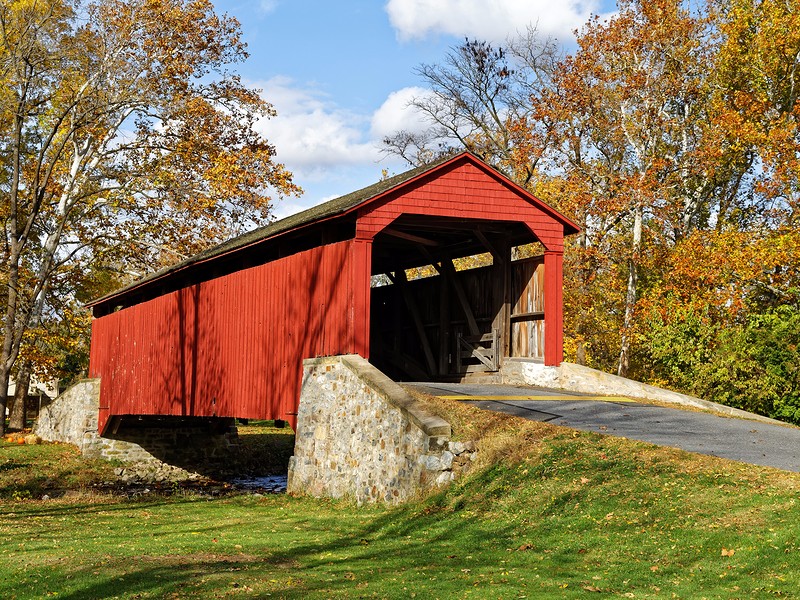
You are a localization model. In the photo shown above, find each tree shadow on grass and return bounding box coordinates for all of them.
[44,556,298,600]
[0,496,209,519]
[0,461,28,473]
[39,505,522,600]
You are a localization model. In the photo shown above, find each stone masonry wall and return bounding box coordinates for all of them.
[35,379,239,481]
[288,355,476,504]
[35,379,101,450]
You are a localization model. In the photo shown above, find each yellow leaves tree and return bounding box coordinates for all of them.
[711,0,800,228]
[0,0,300,434]
[386,0,800,406]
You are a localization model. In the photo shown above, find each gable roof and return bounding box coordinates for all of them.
[88,151,579,309]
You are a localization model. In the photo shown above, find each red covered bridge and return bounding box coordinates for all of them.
[87,152,579,434]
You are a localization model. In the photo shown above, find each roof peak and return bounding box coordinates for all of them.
[89,151,578,309]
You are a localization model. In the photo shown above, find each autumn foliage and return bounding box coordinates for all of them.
[0,0,299,433]
[388,0,800,422]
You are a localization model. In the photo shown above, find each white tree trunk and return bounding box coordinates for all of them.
[618,201,642,377]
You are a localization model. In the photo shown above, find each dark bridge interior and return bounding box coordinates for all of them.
[369,215,545,381]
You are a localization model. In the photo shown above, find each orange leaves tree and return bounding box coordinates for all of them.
[538,0,728,376]
[551,0,800,415]
[0,0,299,433]
[384,0,800,419]
[628,0,800,419]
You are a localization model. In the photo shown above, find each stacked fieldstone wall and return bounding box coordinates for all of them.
[35,379,239,481]
[35,379,101,450]
[288,355,476,504]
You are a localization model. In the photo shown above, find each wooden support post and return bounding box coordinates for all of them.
[455,332,463,374]
[491,239,511,366]
[352,237,373,359]
[502,246,511,359]
[389,270,438,376]
[440,258,480,337]
[544,250,564,366]
[438,269,450,375]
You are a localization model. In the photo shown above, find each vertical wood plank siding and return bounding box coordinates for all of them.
[89,240,359,432]
[510,258,546,359]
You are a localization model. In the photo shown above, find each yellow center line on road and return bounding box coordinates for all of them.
[438,395,636,403]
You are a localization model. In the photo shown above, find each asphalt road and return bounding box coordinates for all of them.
[407,382,800,472]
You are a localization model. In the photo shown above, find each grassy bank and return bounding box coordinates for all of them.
[1,407,798,599]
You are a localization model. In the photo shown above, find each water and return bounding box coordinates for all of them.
[228,475,287,493]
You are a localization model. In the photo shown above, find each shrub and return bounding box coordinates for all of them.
[641,300,800,424]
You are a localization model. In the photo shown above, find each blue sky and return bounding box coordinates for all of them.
[215,0,614,219]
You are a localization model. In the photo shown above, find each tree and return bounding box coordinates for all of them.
[384,0,800,421]
[0,0,299,435]
[383,28,561,187]
[711,0,800,229]
[542,0,729,376]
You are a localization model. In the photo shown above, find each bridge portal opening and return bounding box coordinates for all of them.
[368,215,547,382]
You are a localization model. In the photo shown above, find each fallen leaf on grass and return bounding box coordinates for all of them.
[582,585,602,592]
[721,548,735,557]
[518,543,533,551]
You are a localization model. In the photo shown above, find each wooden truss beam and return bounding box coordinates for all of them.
[439,258,480,337]
[384,227,440,247]
[473,229,505,265]
[387,270,438,376]
[414,245,481,339]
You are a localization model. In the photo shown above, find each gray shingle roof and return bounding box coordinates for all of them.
[88,154,458,307]
[88,151,579,309]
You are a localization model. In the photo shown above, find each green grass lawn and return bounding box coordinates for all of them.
[1,409,799,599]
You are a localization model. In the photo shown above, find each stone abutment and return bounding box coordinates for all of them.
[34,379,239,482]
[287,355,475,504]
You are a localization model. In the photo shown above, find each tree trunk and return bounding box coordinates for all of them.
[575,227,589,366]
[576,341,587,365]
[618,202,643,378]
[9,363,31,431]
[0,370,9,437]
[0,259,23,437]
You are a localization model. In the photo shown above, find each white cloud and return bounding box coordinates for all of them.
[251,77,415,218]
[385,0,602,43]
[258,0,278,15]
[253,76,379,179]
[370,86,434,140]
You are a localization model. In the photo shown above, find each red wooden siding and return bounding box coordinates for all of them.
[543,251,564,365]
[87,153,575,434]
[355,159,566,366]
[356,161,565,251]
[89,240,362,433]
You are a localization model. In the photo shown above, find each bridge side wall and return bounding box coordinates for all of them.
[288,355,475,504]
